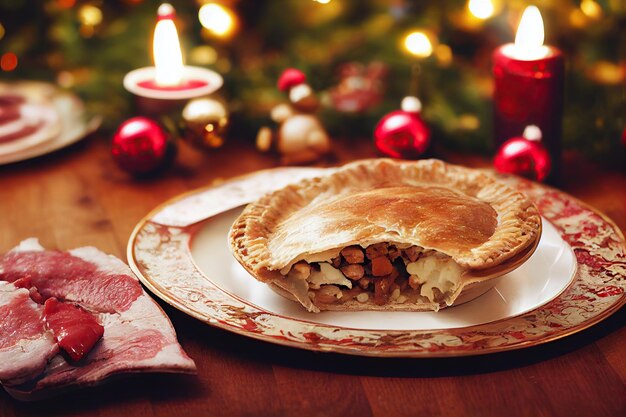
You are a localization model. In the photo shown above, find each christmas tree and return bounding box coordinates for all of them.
[0,0,623,164]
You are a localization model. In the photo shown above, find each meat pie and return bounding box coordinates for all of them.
[230,159,541,313]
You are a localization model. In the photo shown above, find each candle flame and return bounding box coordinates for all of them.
[514,6,544,59]
[153,4,184,86]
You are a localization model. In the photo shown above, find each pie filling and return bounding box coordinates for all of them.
[281,243,465,308]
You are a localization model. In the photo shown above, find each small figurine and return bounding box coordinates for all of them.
[256,68,331,165]
[329,61,388,113]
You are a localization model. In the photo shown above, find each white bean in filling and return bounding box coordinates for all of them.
[406,256,464,304]
[307,263,353,289]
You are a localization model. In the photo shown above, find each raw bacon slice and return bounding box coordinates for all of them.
[0,243,143,313]
[12,276,44,304]
[0,238,196,399]
[0,282,59,385]
[42,298,104,362]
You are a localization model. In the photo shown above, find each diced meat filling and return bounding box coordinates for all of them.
[370,256,393,277]
[404,246,421,262]
[283,243,465,307]
[365,243,388,260]
[340,246,364,264]
[340,264,364,280]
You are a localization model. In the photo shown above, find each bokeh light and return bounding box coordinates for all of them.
[468,0,494,20]
[569,9,587,28]
[78,5,103,26]
[198,3,237,38]
[580,0,602,19]
[57,71,75,88]
[189,45,218,66]
[457,114,480,131]
[404,31,433,58]
[435,44,453,66]
[587,61,625,85]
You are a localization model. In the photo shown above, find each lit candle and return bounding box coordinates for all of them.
[493,6,564,183]
[123,4,223,113]
[153,3,184,87]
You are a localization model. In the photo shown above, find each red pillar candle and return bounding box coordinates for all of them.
[493,6,564,182]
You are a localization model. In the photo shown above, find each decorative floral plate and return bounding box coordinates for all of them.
[127,166,626,357]
[0,81,101,165]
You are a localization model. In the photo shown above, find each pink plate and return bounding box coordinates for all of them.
[127,167,626,357]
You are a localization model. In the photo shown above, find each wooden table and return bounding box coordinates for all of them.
[1,136,625,417]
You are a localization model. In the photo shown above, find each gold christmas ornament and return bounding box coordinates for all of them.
[181,97,229,149]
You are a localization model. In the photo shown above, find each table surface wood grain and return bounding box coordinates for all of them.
[1,136,625,417]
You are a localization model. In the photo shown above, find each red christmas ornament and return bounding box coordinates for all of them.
[111,117,169,175]
[494,125,551,182]
[374,96,430,159]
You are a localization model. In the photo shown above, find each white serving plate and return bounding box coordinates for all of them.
[191,209,574,331]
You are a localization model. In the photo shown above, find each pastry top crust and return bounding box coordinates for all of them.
[229,159,541,281]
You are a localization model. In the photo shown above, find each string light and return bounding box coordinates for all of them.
[435,44,453,66]
[78,5,103,26]
[569,9,587,28]
[580,0,602,19]
[404,31,433,58]
[77,4,102,38]
[468,0,495,20]
[587,61,625,85]
[457,114,480,131]
[189,45,218,66]
[198,3,237,38]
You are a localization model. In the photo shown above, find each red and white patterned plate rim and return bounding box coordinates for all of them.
[127,166,626,357]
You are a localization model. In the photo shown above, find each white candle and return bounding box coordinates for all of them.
[153,3,184,87]
[123,3,223,108]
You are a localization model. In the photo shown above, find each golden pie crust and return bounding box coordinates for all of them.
[229,159,541,312]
